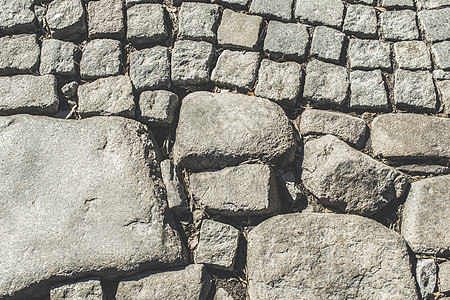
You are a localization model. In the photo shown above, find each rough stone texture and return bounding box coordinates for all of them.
[396,164,450,175]
[303,60,349,106]
[277,171,302,203]
[310,26,345,64]
[347,0,375,4]
[0,0,36,34]
[394,70,436,111]
[437,80,450,115]
[126,0,162,6]
[371,113,450,160]
[126,4,168,46]
[189,164,280,216]
[173,91,297,170]
[50,279,103,300]
[61,81,79,99]
[160,159,188,214]
[47,0,87,41]
[381,10,419,41]
[171,40,214,86]
[0,75,59,116]
[416,0,450,9]
[416,259,437,299]
[349,39,391,70]
[138,90,178,127]
[194,220,240,270]
[0,34,40,76]
[40,39,79,77]
[440,261,450,292]
[263,21,309,61]
[343,4,377,38]
[432,41,450,71]
[299,109,368,149]
[294,0,344,28]
[394,41,431,70]
[418,8,450,43]
[401,175,450,256]
[247,213,419,300]
[77,75,135,118]
[80,39,123,80]
[0,115,185,299]
[116,264,211,300]
[435,70,450,81]
[211,50,261,90]
[350,70,389,110]
[215,0,249,7]
[178,2,220,43]
[382,0,414,8]
[254,59,303,107]
[217,9,262,50]
[249,0,294,21]
[214,288,234,300]
[129,46,170,91]
[88,0,125,39]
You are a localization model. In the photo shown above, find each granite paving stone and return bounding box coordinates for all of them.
[382,0,414,8]
[381,10,419,41]
[432,41,450,71]
[80,39,123,80]
[50,279,104,300]
[0,34,40,76]
[138,90,179,127]
[264,21,309,61]
[436,80,450,115]
[129,46,170,91]
[394,41,431,70]
[418,8,450,43]
[46,0,87,41]
[0,0,36,34]
[40,39,79,77]
[88,0,125,39]
[348,38,391,70]
[294,0,344,28]
[310,26,345,63]
[394,69,436,111]
[126,3,168,46]
[350,70,389,110]
[178,2,220,43]
[343,4,377,38]
[249,0,294,21]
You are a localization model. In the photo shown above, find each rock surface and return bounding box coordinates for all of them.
[80,39,123,80]
[87,0,125,39]
[294,0,344,28]
[440,261,450,292]
[0,0,36,34]
[138,90,179,127]
[160,159,188,214]
[264,21,309,61]
[417,8,450,43]
[40,39,79,77]
[217,9,262,50]
[350,70,388,110]
[126,3,168,46]
[310,26,345,63]
[394,69,436,111]
[178,2,220,42]
[394,41,431,70]
[46,0,86,41]
[416,259,437,299]
[50,279,104,300]
[0,34,40,75]
[349,39,391,70]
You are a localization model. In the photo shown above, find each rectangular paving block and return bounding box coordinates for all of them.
[343,4,377,38]
[138,90,179,127]
[294,0,344,28]
[394,41,431,70]
[126,3,168,46]
[350,70,389,111]
[79,39,123,80]
[381,10,419,41]
[436,80,450,115]
[348,39,391,70]
[88,0,125,39]
[432,41,450,71]
[249,0,294,21]
[418,8,450,43]
[40,39,80,77]
[46,0,87,41]
[0,0,36,34]
[310,26,345,64]
[50,279,104,300]
[178,2,220,42]
[394,69,436,111]
[0,34,40,76]
[263,21,309,61]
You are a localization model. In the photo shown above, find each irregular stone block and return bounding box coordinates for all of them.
[396,164,450,176]
[418,8,450,43]
[0,34,40,76]
[160,159,188,214]
[382,0,414,8]
[310,26,345,64]
[126,3,168,46]
[381,10,419,41]
[61,81,79,99]
[217,9,262,50]
[401,175,450,255]
[247,213,419,300]
[194,220,240,270]
[173,91,297,170]
[416,0,450,9]
[0,0,36,34]
[249,0,293,21]
[47,0,87,41]
[394,41,431,70]
[394,69,436,111]
[178,2,220,43]
[343,4,377,38]
[437,80,450,115]
[349,39,391,70]
[432,41,450,71]
[263,21,309,61]
[294,0,344,28]
[80,39,123,80]
[416,259,437,299]
[40,39,79,77]
[50,278,103,300]
[277,171,302,203]
[302,135,407,216]
[350,70,389,110]
[0,115,185,299]
[189,164,280,216]
[138,89,178,127]
[88,0,125,39]
[440,261,450,292]
[214,288,234,300]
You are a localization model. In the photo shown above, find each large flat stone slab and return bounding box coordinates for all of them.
[247,213,419,300]
[0,115,185,299]
[173,91,297,170]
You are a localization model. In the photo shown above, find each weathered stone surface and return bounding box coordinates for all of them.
[432,41,450,71]
[394,41,431,70]
[173,91,297,170]
[310,26,345,63]
[349,39,391,70]
[50,279,103,300]
[416,0,450,9]
[397,164,450,175]
[189,164,280,216]
[263,21,309,61]
[126,0,162,7]
[382,0,414,8]
[211,50,261,90]
[178,2,220,42]
[129,46,170,91]
[40,39,79,77]
[247,213,419,300]
[394,70,436,111]
[47,0,86,41]
[418,8,450,43]
[138,90,179,127]
[437,80,450,115]
[0,34,40,75]
[350,70,389,110]
[343,4,377,38]
[401,175,450,256]
[277,171,302,203]
[347,0,375,4]
[0,75,59,116]
[0,115,185,299]
[126,3,168,46]
[214,288,234,300]
[381,10,419,41]
[88,0,125,39]
[302,135,407,215]
[116,264,211,300]
[303,60,349,106]
[0,0,36,34]
[416,259,437,299]
[215,0,248,7]
[294,0,344,28]
[80,39,123,80]
[194,220,240,270]
[217,9,262,50]
[299,109,367,149]
[61,81,79,99]
[435,70,450,81]
[440,261,450,292]
[249,0,293,21]
[160,159,188,214]
[78,75,135,118]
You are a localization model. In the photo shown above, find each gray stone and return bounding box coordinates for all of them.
[432,41,450,71]
[0,75,59,116]
[189,164,280,216]
[247,213,419,300]
[50,279,103,300]
[217,9,262,50]
[418,8,450,43]
[397,164,450,175]
[171,40,214,86]
[416,259,438,299]
[417,0,450,9]
[343,4,377,38]
[401,175,450,255]
[173,91,297,170]
[214,0,248,8]
[382,0,414,7]
[0,34,40,76]
[249,0,294,21]
[211,50,261,90]
[347,0,375,4]
[47,0,86,41]
[299,109,368,148]
[61,81,79,99]
[214,288,234,300]
[40,39,79,77]
[294,0,344,28]
[394,41,431,70]
[278,171,302,203]
[116,264,211,300]
[381,10,419,41]
[34,5,46,29]
[88,0,125,39]
[263,21,309,61]
[255,59,302,107]
[0,115,185,299]
[178,2,220,43]
[126,3,168,46]
[194,220,240,270]
[138,90,178,126]
[349,39,391,70]
[440,261,450,292]
[394,70,436,111]
[129,46,170,92]
[350,70,389,110]
[310,26,345,64]
[434,70,450,80]
[0,0,36,34]
[126,0,162,7]
[80,39,123,80]
[371,113,450,160]
[77,75,135,118]
[303,60,349,106]
[160,159,188,214]
[437,80,450,115]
